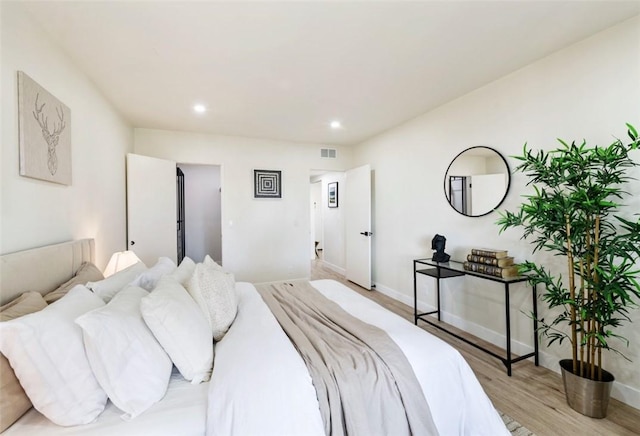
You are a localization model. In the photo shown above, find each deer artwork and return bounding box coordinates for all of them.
[32,93,66,176]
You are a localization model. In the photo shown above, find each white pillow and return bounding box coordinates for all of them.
[76,286,172,420]
[187,262,237,341]
[204,254,224,271]
[168,256,196,286]
[0,285,107,426]
[130,257,176,291]
[141,276,213,383]
[86,261,147,302]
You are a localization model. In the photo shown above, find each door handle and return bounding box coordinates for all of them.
[130,241,136,246]
[359,231,373,237]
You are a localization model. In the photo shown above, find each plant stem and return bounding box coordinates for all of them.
[590,332,596,379]
[579,260,585,376]
[565,214,578,373]
[598,344,602,381]
[594,215,601,381]
[584,217,592,378]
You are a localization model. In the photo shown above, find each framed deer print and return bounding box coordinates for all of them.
[18,71,72,185]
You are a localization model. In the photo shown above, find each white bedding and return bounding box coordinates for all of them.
[207,282,326,436]
[4,368,208,435]
[5,279,508,435]
[208,279,509,436]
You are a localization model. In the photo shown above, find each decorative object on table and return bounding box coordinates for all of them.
[467,253,514,267]
[328,182,338,208]
[497,124,640,418]
[253,169,282,199]
[17,71,71,185]
[462,261,519,278]
[431,234,450,262]
[470,247,509,258]
[463,248,519,278]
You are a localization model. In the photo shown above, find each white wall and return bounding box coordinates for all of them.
[352,16,640,407]
[0,3,132,269]
[134,129,353,283]
[179,164,222,263]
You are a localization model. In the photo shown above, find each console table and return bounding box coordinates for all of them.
[413,258,539,376]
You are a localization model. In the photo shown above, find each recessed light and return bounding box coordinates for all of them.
[193,104,207,114]
[330,120,342,129]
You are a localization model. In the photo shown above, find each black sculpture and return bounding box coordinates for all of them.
[431,234,450,262]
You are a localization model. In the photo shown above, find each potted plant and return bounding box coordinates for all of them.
[496,124,640,418]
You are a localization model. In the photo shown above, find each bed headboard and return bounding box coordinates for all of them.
[0,239,95,305]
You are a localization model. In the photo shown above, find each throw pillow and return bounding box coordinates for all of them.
[0,292,48,432]
[129,257,176,291]
[141,276,213,383]
[0,286,108,426]
[169,256,196,286]
[186,263,237,341]
[44,262,104,303]
[86,261,147,302]
[76,286,172,419]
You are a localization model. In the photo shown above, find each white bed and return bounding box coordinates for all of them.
[0,240,509,435]
[209,281,508,436]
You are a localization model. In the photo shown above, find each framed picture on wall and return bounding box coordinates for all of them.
[254,169,282,198]
[328,182,338,208]
[18,71,72,185]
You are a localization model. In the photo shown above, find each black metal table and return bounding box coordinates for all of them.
[413,258,539,376]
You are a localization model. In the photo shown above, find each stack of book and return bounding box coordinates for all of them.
[463,248,519,278]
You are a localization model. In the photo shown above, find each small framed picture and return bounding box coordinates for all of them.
[328,182,338,208]
[254,169,282,199]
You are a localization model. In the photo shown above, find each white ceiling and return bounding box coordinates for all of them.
[20,1,640,146]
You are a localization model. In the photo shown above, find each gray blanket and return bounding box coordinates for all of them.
[255,281,439,436]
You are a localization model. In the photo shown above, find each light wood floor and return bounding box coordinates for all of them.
[311,259,640,436]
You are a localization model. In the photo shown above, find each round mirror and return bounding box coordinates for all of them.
[444,146,510,217]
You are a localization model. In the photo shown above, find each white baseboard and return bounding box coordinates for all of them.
[373,281,640,410]
[374,282,415,306]
[375,282,534,357]
[612,380,640,410]
[321,260,346,276]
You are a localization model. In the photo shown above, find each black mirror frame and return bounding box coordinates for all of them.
[443,146,511,218]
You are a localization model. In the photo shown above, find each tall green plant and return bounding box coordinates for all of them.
[497,124,640,381]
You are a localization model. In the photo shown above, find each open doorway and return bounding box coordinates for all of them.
[310,179,323,260]
[309,171,346,275]
[177,164,222,264]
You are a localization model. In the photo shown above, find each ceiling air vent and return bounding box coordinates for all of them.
[321,148,337,158]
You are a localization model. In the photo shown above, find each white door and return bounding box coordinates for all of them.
[469,173,506,215]
[345,164,372,290]
[127,153,177,266]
